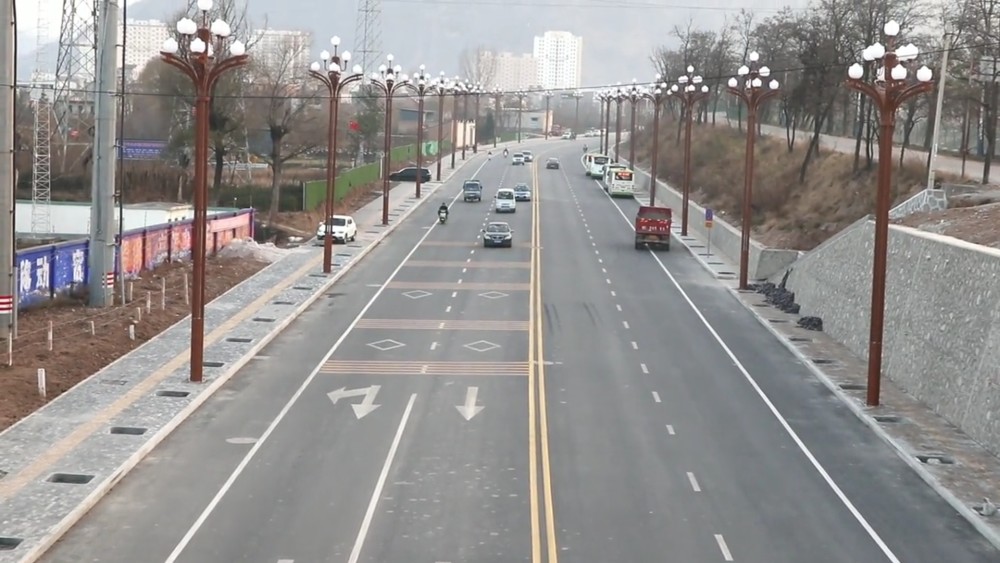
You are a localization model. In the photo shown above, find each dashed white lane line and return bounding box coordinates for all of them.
[277,559,294,563]
[594,250,600,255]
[631,341,638,350]
[470,249,475,254]
[601,267,607,274]
[651,391,662,403]
[430,342,438,350]
[687,472,702,492]
[666,424,675,435]
[466,257,471,262]
[605,278,612,285]
[640,363,649,374]
[451,291,458,298]
[598,258,603,264]
[592,242,597,247]
[616,304,622,312]
[623,321,630,329]
[457,278,463,284]
[610,290,616,297]
[715,534,734,561]
[445,305,452,313]
[589,235,594,240]
[462,267,467,273]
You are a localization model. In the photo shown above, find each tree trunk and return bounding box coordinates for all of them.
[983,82,997,184]
[212,146,225,196]
[268,135,286,224]
[799,100,834,183]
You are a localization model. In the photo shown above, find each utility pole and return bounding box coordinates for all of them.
[0,0,15,341]
[926,32,950,191]
[87,0,119,306]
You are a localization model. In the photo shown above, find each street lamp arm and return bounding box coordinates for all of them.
[845,78,882,102]
[308,69,334,90]
[206,54,249,91]
[337,72,365,95]
[895,80,936,106]
[757,87,782,106]
[159,53,199,83]
[725,86,752,106]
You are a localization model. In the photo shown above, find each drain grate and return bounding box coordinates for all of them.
[100,379,127,385]
[253,317,275,323]
[336,252,352,257]
[204,361,225,368]
[916,453,955,465]
[689,244,705,248]
[812,358,834,364]
[309,273,327,278]
[707,261,724,265]
[47,473,94,485]
[0,538,23,551]
[768,319,789,323]
[718,271,736,275]
[789,337,811,342]
[752,303,768,307]
[226,337,253,343]
[110,426,148,435]
[873,415,902,423]
[156,390,190,398]
[292,286,312,290]
[839,383,866,391]
[273,301,295,305]
[737,289,755,293]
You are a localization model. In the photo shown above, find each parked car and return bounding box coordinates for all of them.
[513,183,532,201]
[388,167,431,182]
[545,157,560,169]
[315,214,357,244]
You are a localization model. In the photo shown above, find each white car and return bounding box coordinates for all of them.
[522,150,534,162]
[315,214,357,244]
[494,188,517,213]
[512,153,525,165]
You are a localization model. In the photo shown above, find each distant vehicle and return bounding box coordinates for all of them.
[561,132,572,140]
[463,179,483,202]
[482,221,514,248]
[494,188,517,213]
[522,150,534,162]
[315,214,357,244]
[545,157,560,169]
[607,167,635,197]
[584,153,609,177]
[512,153,525,165]
[388,167,431,182]
[513,183,532,201]
[635,206,672,250]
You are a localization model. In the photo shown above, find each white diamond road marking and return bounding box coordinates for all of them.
[368,339,406,351]
[464,340,501,352]
[478,291,509,300]
[402,289,433,299]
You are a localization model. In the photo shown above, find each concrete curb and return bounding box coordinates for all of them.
[668,230,1000,553]
[13,154,492,563]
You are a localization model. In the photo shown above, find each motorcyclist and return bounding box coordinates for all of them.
[503,148,509,157]
[438,202,449,217]
[583,144,588,153]
[487,150,493,159]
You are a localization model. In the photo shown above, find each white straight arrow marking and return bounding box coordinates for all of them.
[456,386,484,421]
[327,385,382,419]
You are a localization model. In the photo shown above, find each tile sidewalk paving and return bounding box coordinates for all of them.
[0,142,530,563]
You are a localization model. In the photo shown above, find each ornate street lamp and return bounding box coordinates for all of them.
[160,0,247,383]
[513,90,529,143]
[470,82,483,153]
[490,87,503,148]
[625,78,642,165]
[846,21,934,407]
[567,90,583,139]
[597,89,612,154]
[726,51,780,290]
[671,66,711,236]
[404,65,430,198]
[449,80,465,169]
[308,36,364,274]
[640,76,669,206]
[612,83,626,162]
[368,54,410,226]
[542,90,554,139]
[431,72,448,181]
[459,78,471,160]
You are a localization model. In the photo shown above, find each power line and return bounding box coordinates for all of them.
[383,0,783,12]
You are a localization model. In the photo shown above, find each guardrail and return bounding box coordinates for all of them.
[15,209,254,309]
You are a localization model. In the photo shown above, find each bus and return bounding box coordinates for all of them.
[584,153,610,177]
[607,168,636,198]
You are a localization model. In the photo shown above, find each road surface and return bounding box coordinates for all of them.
[42,144,1000,562]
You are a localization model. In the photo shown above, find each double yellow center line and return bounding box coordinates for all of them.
[528,160,559,562]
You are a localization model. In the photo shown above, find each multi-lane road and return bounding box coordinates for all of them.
[43,144,1000,562]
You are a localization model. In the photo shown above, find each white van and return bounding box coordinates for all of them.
[494,188,517,213]
[585,154,610,177]
[607,168,636,197]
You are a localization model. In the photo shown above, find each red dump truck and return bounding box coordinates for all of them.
[635,205,672,250]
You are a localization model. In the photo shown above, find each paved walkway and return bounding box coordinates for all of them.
[634,191,1000,552]
[0,142,529,563]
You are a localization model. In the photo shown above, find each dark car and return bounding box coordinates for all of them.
[388,167,432,182]
[546,157,560,169]
[482,222,513,248]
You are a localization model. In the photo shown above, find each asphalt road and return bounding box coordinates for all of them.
[41,141,1000,563]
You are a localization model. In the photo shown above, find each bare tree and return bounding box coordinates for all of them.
[459,46,498,88]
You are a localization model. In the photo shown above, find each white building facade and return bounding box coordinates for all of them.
[532,31,583,90]
[121,20,172,79]
[479,51,537,91]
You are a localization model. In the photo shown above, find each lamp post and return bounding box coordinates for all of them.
[491,87,503,148]
[449,80,464,169]
[308,36,364,275]
[726,51,780,290]
[626,78,641,165]
[514,90,528,143]
[160,0,247,383]
[368,54,410,226]
[641,76,668,207]
[568,90,583,138]
[459,78,470,160]
[542,90,554,139]
[603,89,613,155]
[405,65,430,199]
[612,83,625,162]
[470,83,482,153]
[671,65,711,236]
[597,90,610,154]
[433,72,447,181]
[846,21,934,407]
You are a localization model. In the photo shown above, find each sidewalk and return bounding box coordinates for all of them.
[657,204,1000,552]
[0,141,525,562]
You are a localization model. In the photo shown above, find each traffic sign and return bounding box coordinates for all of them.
[705,208,714,228]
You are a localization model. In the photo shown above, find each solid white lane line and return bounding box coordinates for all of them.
[652,391,661,403]
[163,159,485,563]
[616,304,622,312]
[666,424,675,435]
[640,363,649,374]
[430,342,438,350]
[445,305,452,313]
[623,321,630,329]
[715,534,734,561]
[601,181,903,563]
[631,341,638,350]
[687,472,701,492]
[349,393,418,563]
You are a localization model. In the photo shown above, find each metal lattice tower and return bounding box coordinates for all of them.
[31,95,53,235]
[353,0,383,75]
[54,0,98,171]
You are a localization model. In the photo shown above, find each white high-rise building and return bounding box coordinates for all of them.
[478,51,537,91]
[532,31,583,90]
[120,20,172,79]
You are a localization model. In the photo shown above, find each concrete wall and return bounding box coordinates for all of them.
[888,189,948,219]
[627,165,800,280]
[780,219,1000,456]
